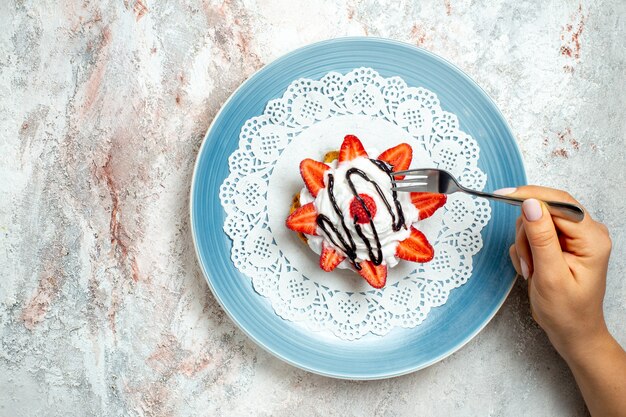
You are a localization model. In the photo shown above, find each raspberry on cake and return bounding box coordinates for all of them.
[286,134,447,288]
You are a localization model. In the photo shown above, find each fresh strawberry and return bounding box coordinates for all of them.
[285,202,318,235]
[410,192,447,220]
[357,260,387,288]
[349,193,377,224]
[319,243,345,272]
[300,159,329,197]
[396,227,434,263]
[377,143,412,179]
[338,134,368,164]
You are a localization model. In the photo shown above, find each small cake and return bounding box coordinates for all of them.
[286,134,446,288]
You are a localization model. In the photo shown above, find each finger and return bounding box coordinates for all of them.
[516,214,523,236]
[499,185,580,204]
[527,276,540,324]
[494,185,594,238]
[520,199,569,278]
[515,223,532,279]
[512,185,593,235]
[509,244,522,276]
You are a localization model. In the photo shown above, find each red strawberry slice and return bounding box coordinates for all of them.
[300,159,329,197]
[410,192,447,220]
[338,134,368,164]
[396,227,434,263]
[357,260,387,288]
[285,202,318,235]
[319,243,345,272]
[377,143,412,179]
[349,193,377,224]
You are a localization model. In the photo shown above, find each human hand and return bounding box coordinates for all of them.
[497,186,613,361]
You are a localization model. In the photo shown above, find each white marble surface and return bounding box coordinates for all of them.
[1,0,625,415]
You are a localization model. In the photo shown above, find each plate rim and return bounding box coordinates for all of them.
[189,36,527,380]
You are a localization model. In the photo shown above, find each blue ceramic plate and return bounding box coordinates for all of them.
[190,37,526,379]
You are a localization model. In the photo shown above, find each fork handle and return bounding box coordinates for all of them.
[466,190,585,222]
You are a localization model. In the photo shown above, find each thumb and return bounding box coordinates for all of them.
[521,199,567,276]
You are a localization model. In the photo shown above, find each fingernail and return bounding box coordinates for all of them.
[520,258,529,280]
[522,199,543,222]
[493,187,517,195]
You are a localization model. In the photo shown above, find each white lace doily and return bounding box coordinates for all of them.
[219,68,491,340]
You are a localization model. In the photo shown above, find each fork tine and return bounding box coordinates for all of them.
[391,184,428,192]
[392,169,430,176]
[391,178,428,183]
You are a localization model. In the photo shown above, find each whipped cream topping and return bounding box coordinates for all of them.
[300,156,420,269]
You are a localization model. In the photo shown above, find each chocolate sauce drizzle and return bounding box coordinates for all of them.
[315,159,406,269]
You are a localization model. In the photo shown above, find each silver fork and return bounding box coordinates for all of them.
[392,168,585,222]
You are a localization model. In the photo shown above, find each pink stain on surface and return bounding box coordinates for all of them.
[547,128,581,159]
[235,30,263,70]
[21,275,60,330]
[551,148,569,158]
[134,0,148,21]
[98,154,141,283]
[557,128,570,143]
[175,72,186,106]
[124,381,173,417]
[107,287,120,336]
[410,24,428,46]
[444,0,452,16]
[236,31,252,56]
[347,5,355,19]
[124,0,148,21]
[557,127,580,150]
[177,351,213,377]
[81,27,112,116]
[147,334,179,373]
[67,7,103,35]
[560,3,586,61]
[147,333,214,377]
[216,0,232,17]
[202,0,264,73]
